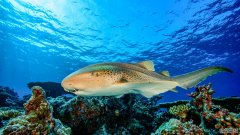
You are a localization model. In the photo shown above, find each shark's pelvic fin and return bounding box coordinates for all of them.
[115,95,124,98]
[137,60,155,71]
[173,66,233,89]
[160,71,170,77]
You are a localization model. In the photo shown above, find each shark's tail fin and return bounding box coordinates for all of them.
[173,66,232,89]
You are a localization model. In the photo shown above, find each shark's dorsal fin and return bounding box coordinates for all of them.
[137,60,155,71]
[160,71,170,77]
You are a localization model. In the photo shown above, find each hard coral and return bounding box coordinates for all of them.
[1,86,71,135]
[24,86,51,118]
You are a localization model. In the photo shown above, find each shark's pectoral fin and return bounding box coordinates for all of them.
[140,90,158,98]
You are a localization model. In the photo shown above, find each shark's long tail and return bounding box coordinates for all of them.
[173,66,233,89]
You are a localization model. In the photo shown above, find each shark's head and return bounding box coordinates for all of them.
[61,71,92,95]
[61,66,121,95]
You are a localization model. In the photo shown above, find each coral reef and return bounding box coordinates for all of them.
[188,84,240,131]
[1,86,71,135]
[27,82,73,97]
[154,84,240,134]
[52,94,163,134]
[1,83,239,135]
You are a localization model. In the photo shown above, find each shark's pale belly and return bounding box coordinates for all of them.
[74,80,179,98]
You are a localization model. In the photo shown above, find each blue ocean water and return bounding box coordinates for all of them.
[0,0,239,102]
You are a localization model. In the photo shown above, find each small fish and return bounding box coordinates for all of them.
[61,61,232,98]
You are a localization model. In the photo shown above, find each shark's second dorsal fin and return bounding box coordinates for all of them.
[136,60,155,71]
[160,71,170,77]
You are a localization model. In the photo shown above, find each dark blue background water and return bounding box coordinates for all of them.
[0,0,239,102]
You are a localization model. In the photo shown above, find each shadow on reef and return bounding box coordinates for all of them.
[27,82,73,98]
[0,84,240,135]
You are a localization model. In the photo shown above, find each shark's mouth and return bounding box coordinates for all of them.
[64,88,85,93]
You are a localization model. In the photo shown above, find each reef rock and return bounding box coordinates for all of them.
[1,86,71,135]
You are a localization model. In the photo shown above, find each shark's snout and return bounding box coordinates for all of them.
[61,78,73,90]
[61,77,86,93]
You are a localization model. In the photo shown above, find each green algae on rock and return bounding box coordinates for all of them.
[153,118,204,135]
[0,107,24,119]
[169,104,189,122]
